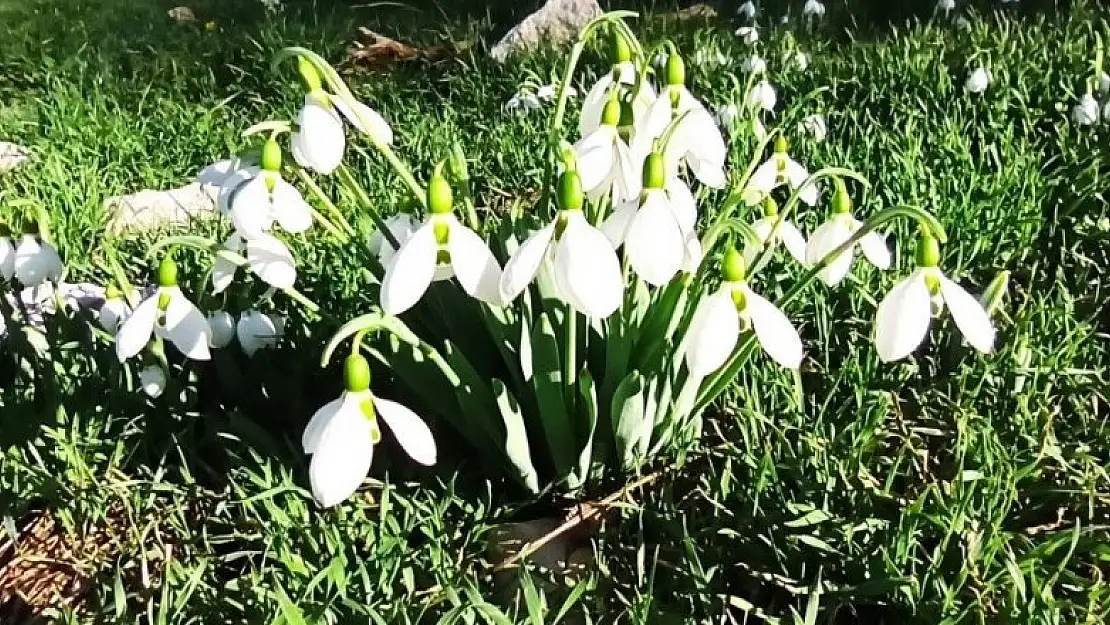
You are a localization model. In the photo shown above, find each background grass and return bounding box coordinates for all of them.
[1,0,1108,623]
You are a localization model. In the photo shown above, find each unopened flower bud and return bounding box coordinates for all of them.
[261,137,282,172]
[665,52,685,86]
[915,233,940,268]
[557,170,584,211]
[428,168,453,215]
[344,353,372,392]
[297,56,323,93]
[642,152,665,189]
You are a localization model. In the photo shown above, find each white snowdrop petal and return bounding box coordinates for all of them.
[579,73,615,137]
[626,192,685,286]
[807,218,854,285]
[743,285,804,369]
[779,220,809,264]
[858,229,892,269]
[140,365,167,398]
[292,97,345,174]
[308,399,375,507]
[162,290,212,361]
[115,295,160,362]
[14,237,64,287]
[874,271,933,362]
[685,289,740,377]
[553,213,623,318]
[665,179,698,234]
[332,96,394,145]
[236,310,281,356]
[745,160,779,199]
[573,128,620,193]
[207,311,236,348]
[938,275,996,354]
[600,200,638,248]
[500,223,555,303]
[0,237,17,280]
[230,176,274,237]
[449,223,502,305]
[374,396,437,466]
[99,299,130,334]
[381,222,438,315]
[246,233,297,289]
[302,396,345,454]
[270,178,314,234]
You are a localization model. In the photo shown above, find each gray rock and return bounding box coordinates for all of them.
[0,142,30,174]
[105,182,220,233]
[490,0,601,63]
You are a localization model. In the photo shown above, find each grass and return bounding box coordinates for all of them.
[1,0,1108,622]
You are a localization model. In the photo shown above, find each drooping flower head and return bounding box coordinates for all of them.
[230,137,314,239]
[575,91,640,203]
[303,353,436,507]
[381,168,502,315]
[742,196,807,268]
[290,57,393,175]
[805,181,890,286]
[580,29,656,138]
[874,232,995,362]
[115,257,212,362]
[684,248,804,377]
[500,170,623,318]
[745,135,818,206]
[12,223,64,288]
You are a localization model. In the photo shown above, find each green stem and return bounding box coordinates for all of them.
[564,306,578,415]
[336,164,401,250]
[307,205,348,241]
[295,168,356,237]
[281,286,321,315]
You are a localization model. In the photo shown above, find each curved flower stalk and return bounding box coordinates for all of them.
[380,169,502,315]
[229,138,314,239]
[685,248,803,377]
[574,93,640,203]
[639,52,727,188]
[602,151,700,285]
[874,232,994,362]
[745,136,818,206]
[742,197,807,267]
[303,354,436,507]
[580,30,655,137]
[115,257,211,362]
[290,57,393,175]
[805,183,890,285]
[500,170,623,318]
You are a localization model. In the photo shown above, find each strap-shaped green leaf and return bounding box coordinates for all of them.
[491,380,541,493]
[574,368,600,485]
[611,372,650,469]
[530,312,576,477]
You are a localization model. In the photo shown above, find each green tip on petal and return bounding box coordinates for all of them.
[557,170,585,211]
[297,56,323,93]
[428,169,454,215]
[261,138,282,172]
[157,257,178,288]
[915,233,941,268]
[344,354,372,392]
[642,152,665,189]
[611,29,632,65]
[665,52,685,86]
[722,248,746,282]
[774,135,789,154]
[762,196,779,217]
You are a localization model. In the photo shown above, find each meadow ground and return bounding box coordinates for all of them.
[0,0,1108,622]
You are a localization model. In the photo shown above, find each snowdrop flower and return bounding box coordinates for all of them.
[805,185,890,286]
[290,58,392,175]
[685,248,804,376]
[936,0,955,11]
[737,1,756,19]
[506,92,541,114]
[210,232,297,293]
[381,171,502,315]
[303,354,436,507]
[535,84,576,103]
[230,139,314,239]
[714,103,740,129]
[98,286,141,335]
[500,170,622,318]
[207,311,236,348]
[742,55,767,74]
[745,136,819,206]
[799,113,828,142]
[575,94,640,202]
[639,52,727,189]
[13,230,64,288]
[602,152,700,286]
[0,227,17,281]
[964,67,992,94]
[140,365,167,398]
[694,49,730,68]
[237,310,283,356]
[1098,72,1110,96]
[792,51,810,71]
[955,15,971,29]
[1071,93,1100,126]
[747,80,777,112]
[735,26,759,44]
[803,0,826,18]
[580,33,656,137]
[874,233,995,362]
[742,197,807,267]
[116,258,211,362]
[368,213,420,268]
[197,157,261,216]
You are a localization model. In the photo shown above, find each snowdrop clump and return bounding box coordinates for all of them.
[4,14,1002,508]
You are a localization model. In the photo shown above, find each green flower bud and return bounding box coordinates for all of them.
[557,170,584,211]
[261,138,282,172]
[157,257,178,288]
[601,93,621,126]
[611,29,632,65]
[642,152,665,189]
[344,353,372,392]
[762,196,779,217]
[915,233,940,268]
[665,52,685,86]
[722,248,746,282]
[774,135,789,154]
[297,56,323,93]
[428,170,453,215]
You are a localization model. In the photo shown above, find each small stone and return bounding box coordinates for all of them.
[0,142,30,174]
[105,182,219,233]
[490,0,602,63]
[167,6,197,22]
